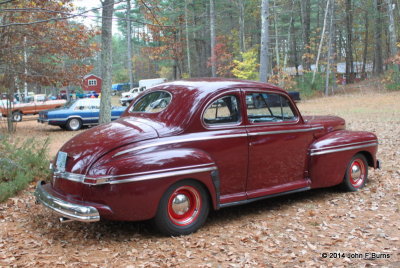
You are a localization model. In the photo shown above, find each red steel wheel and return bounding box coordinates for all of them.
[343,154,368,192]
[153,180,209,236]
[167,186,202,226]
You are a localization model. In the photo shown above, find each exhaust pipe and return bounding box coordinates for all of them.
[59,217,73,223]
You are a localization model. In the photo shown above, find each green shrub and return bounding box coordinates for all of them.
[383,68,400,91]
[0,136,50,202]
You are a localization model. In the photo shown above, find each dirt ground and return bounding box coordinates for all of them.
[0,87,399,267]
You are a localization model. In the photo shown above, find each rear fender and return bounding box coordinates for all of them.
[86,148,218,221]
[309,130,378,189]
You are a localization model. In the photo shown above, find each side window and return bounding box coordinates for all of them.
[203,95,240,125]
[246,92,297,123]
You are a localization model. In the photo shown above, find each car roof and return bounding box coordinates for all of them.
[153,78,285,96]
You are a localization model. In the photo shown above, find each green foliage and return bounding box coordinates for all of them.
[232,48,259,80]
[295,72,334,97]
[383,68,400,91]
[0,137,50,202]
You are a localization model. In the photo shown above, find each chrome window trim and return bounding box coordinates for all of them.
[244,90,301,126]
[200,90,243,129]
[310,142,378,156]
[310,140,378,152]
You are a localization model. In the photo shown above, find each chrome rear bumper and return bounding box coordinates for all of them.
[34,181,100,222]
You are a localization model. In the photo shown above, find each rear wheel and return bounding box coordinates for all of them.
[12,111,22,122]
[342,154,368,191]
[66,118,82,131]
[153,180,209,236]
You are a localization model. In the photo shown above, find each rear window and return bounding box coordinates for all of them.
[130,91,172,113]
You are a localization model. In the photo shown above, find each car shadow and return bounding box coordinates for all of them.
[31,186,348,242]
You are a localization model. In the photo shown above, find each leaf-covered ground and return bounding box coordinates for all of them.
[0,89,399,267]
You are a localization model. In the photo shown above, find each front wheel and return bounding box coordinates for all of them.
[66,118,82,131]
[12,111,22,122]
[153,180,209,236]
[342,153,368,191]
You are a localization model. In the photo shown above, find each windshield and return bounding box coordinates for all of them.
[62,99,78,109]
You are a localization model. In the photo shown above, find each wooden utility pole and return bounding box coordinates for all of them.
[259,0,270,82]
[99,0,114,124]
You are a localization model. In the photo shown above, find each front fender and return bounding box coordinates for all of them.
[309,130,378,188]
[85,148,218,221]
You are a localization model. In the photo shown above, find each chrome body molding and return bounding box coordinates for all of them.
[105,166,217,185]
[248,126,324,136]
[113,134,248,158]
[113,127,324,158]
[34,181,100,222]
[54,163,217,185]
[53,170,85,182]
[310,140,378,152]
[310,142,378,156]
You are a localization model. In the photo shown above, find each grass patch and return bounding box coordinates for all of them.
[0,136,51,202]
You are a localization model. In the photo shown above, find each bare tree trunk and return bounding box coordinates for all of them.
[273,0,280,68]
[238,0,245,53]
[312,0,330,85]
[184,0,192,76]
[259,0,270,82]
[300,0,311,70]
[210,0,216,77]
[386,0,398,63]
[291,18,300,76]
[325,0,335,95]
[126,0,134,87]
[345,0,354,84]
[283,0,295,70]
[362,9,369,78]
[374,0,384,74]
[99,0,114,124]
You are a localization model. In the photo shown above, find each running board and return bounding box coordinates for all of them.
[219,187,311,208]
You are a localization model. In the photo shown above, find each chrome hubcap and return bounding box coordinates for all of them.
[171,194,190,215]
[70,119,80,129]
[351,164,361,180]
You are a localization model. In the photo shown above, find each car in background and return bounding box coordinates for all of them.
[37,98,125,131]
[120,87,146,106]
[112,83,133,96]
[85,91,99,98]
[0,95,66,122]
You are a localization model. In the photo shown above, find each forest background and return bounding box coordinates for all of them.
[0,0,399,102]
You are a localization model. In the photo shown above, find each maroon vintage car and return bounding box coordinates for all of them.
[35,78,380,236]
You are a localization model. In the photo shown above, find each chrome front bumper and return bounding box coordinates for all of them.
[34,181,100,222]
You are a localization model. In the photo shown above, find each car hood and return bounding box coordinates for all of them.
[59,117,158,174]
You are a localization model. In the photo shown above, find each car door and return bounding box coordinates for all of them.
[244,89,316,199]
